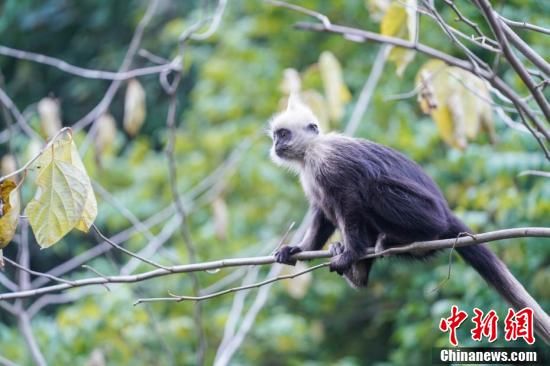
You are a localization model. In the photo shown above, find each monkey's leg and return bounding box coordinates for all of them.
[275,206,335,265]
[329,242,374,288]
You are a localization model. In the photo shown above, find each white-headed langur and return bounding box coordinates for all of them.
[270,95,550,343]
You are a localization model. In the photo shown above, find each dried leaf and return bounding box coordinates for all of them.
[38,97,62,139]
[0,179,20,250]
[123,79,146,136]
[25,132,97,247]
[416,59,494,149]
[94,112,117,156]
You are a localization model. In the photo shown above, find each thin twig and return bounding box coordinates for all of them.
[3,257,75,286]
[72,0,159,132]
[192,0,228,40]
[499,15,550,36]
[265,0,331,28]
[0,87,42,141]
[134,262,329,304]
[475,0,550,121]
[0,45,178,81]
[518,170,550,178]
[0,127,70,183]
[92,224,171,271]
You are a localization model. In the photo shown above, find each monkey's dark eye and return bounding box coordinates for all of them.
[275,128,291,140]
[306,123,319,133]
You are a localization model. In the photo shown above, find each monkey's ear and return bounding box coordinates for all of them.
[286,92,301,111]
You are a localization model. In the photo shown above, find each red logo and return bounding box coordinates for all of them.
[471,308,499,342]
[439,305,469,346]
[438,306,536,345]
[504,308,535,344]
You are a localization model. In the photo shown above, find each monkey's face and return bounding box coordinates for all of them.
[269,103,321,170]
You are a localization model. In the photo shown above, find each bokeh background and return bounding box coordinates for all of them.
[0,0,548,365]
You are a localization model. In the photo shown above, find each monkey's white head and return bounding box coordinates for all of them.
[268,94,323,172]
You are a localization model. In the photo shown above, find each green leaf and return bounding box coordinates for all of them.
[25,132,97,248]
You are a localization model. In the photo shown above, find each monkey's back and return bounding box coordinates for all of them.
[304,134,454,243]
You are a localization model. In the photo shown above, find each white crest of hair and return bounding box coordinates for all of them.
[286,92,302,111]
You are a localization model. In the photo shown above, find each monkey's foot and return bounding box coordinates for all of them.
[275,245,302,265]
[328,242,355,275]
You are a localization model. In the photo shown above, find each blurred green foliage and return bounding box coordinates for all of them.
[0,0,548,365]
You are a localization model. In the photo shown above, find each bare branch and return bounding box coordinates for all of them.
[518,170,550,178]
[499,15,550,36]
[500,22,550,76]
[345,45,390,135]
[475,0,550,121]
[134,262,329,304]
[0,127,71,184]
[17,311,46,366]
[3,256,76,286]
[0,45,178,80]
[0,227,548,301]
[265,0,331,28]
[91,224,170,271]
[293,21,550,143]
[443,0,485,39]
[192,0,228,40]
[0,86,42,141]
[72,0,159,132]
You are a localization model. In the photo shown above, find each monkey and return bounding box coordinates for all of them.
[270,95,550,343]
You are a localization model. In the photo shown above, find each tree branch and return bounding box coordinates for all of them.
[474,0,550,121]
[293,21,550,143]
[0,227,548,301]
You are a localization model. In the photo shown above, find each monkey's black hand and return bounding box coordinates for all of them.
[328,242,355,275]
[275,245,302,265]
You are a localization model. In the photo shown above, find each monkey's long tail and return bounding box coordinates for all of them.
[446,217,550,345]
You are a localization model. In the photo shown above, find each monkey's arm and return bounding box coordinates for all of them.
[275,206,335,265]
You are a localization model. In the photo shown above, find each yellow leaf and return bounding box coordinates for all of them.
[380,1,417,76]
[25,133,97,247]
[0,179,20,250]
[415,59,494,149]
[38,97,62,139]
[123,79,146,136]
[319,51,350,122]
